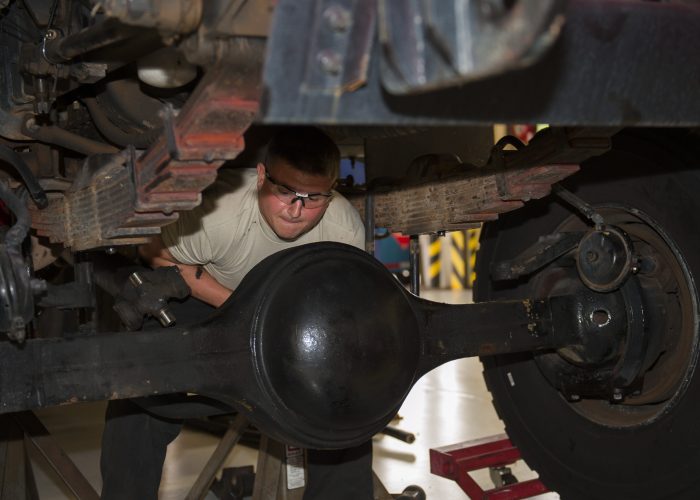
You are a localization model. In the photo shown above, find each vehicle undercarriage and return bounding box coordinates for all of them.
[0,0,699,498]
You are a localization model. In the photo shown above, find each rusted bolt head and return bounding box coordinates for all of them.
[318,49,343,76]
[323,5,352,32]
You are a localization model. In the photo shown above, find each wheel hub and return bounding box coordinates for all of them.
[538,270,658,403]
[576,225,635,292]
[534,208,697,426]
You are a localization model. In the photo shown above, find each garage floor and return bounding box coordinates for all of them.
[29,289,559,499]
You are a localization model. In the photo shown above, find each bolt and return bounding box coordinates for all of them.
[129,272,145,287]
[44,29,58,41]
[156,307,176,327]
[105,246,117,255]
[612,389,623,402]
[323,4,352,32]
[569,394,580,402]
[24,117,39,133]
[318,49,343,76]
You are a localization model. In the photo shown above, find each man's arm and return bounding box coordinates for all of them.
[139,235,233,308]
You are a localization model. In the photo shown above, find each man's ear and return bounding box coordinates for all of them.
[256,163,265,189]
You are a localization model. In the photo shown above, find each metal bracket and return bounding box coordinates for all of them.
[491,231,584,281]
[301,0,376,94]
[263,1,700,125]
[378,0,566,94]
[553,183,605,228]
[162,103,181,161]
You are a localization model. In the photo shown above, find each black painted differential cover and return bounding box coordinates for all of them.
[250,243,420,445]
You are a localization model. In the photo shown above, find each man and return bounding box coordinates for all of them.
[100,127,373,499]
[142,126,364,305]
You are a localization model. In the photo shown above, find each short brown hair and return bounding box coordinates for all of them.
[266,127,340,180]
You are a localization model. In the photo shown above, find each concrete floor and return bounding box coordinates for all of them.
[28,288,559,499]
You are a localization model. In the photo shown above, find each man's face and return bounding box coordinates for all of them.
[256,159,335,241]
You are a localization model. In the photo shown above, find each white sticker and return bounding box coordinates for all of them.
[507,371,515,387]
[286,445,305,490]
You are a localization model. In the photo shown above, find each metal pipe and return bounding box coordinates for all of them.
[23,121,119,156]
[381,426,416,443]
[552,183,605,228]
[364,191,375,255]
[83,97,161,148]
[410,235,420,295]
[44,18,145,63]
[0,146,48,208]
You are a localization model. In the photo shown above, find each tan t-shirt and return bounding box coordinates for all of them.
[161,168,365,290]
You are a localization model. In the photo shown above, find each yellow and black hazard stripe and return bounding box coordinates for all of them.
[466,228,481,288]
[450,231,466,289]
[428,234,441,288]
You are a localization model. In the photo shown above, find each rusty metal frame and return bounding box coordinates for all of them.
[30,39,264,251]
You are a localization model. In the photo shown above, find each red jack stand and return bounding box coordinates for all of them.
[430,434,550,500]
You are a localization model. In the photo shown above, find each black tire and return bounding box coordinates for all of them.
[474,129,700,500]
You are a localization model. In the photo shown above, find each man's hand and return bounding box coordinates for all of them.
[139,236,233,308]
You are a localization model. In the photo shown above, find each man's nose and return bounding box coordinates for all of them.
[287,199,303,218]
